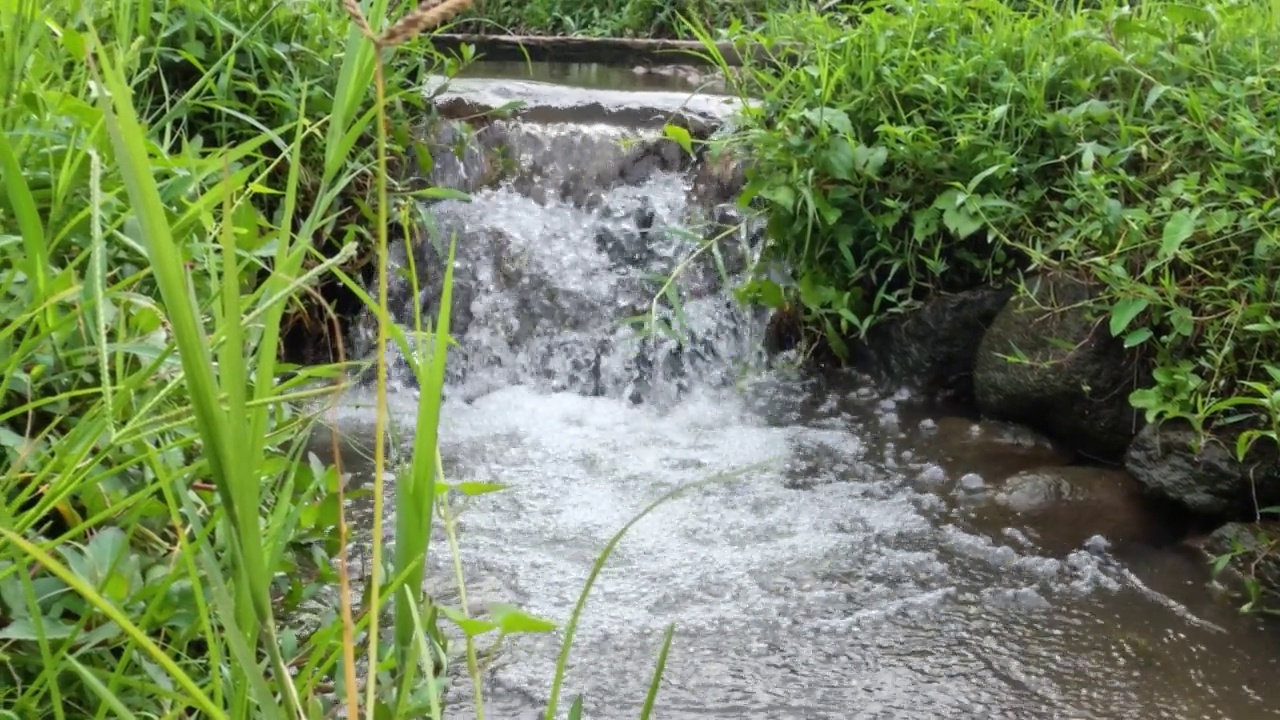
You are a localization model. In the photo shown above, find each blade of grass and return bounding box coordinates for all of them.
[638,624,675,720]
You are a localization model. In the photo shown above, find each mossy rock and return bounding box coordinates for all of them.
[974,273,1142,461]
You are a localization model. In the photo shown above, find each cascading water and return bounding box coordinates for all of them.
[325,69,1280,720]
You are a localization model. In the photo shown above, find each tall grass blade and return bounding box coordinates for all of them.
[0,130,54,333]
[396,238,457,666]
[638,624,675,720]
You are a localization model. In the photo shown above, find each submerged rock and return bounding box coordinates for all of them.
[979,465,1163,556]
[916,416,1072,485]
[1125,419,1280,520]
[853,285,1013,401]
[974,273,1142,461]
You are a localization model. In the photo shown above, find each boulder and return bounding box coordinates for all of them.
[1125,418,1280,519]
[1201,521,1280,602]
[978,465,1166,556]
[853,285,1014,400]
[973,273,1142,461]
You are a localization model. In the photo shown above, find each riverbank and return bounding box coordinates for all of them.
[450,0,1280,608]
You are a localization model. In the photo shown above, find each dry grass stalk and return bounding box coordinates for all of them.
[341,0,375,39]
[378,0,474,47]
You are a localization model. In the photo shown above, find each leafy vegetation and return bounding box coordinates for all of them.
[0,0,711,716]
[692,0,1280,455]
[453,0,814,39]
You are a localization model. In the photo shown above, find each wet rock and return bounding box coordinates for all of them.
[853,285,1014,401]
[688,149,748,207]
[980,465,1162,556]
[418,119,513,194]
[920,416,1071,485]
[1125,419,1280,519]
[425,75,745,135]
[1201,521,1280,599]
[974,273,1142,461]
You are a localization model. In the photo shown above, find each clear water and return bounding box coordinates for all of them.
[319,76,1280,720]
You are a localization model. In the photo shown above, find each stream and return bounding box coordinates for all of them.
[314,63,1280,719]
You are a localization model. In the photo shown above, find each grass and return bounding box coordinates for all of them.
[0,0,743,716]
[449,0,816,39]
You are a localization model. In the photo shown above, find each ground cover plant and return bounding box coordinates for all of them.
[683,0,1280,605]
[0,0,715,716]
[451,0,816,39]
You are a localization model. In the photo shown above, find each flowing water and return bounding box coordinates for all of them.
[316,67,1280,719]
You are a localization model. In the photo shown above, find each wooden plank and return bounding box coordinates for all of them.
[430,33,753,67]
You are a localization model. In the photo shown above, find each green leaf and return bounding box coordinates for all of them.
[411,187,471,202]
[0,616,78,641]
[436,481,509,497]
[662,124,693,155]
[567,695,584,720]
[1109,298,1149,337]
[822,137,855,181]
[853,144,888,177]
[941,206,982,238]
[760,184,796,210]
[1144,84,1170,113]
[754,279,786,309]
[489,603,557,634]
[1123,327,1153,348]
[1160,210,1195,260]
[439,605,498,637]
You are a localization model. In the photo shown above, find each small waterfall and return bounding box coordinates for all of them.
[351,92,765,407]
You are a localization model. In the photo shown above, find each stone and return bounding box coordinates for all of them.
[1201,521,1280,601]
[1125,418,1280,519]
[853,285,1014,401]
[973,273,1142,461]
[978,465,1164,556]
[688,149,747,207]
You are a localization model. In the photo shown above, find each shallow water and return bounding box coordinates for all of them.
[320,74,1280,719]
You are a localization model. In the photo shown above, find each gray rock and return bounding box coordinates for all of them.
[974,273,1142,460]
[980,465,1161,556]
[1202,521,1280,600]
[853,285,1014,401]
[1125,419,1280,519]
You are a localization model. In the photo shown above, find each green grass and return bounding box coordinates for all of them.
[450,0,815,39]
[0,0,732,716]
[691,0,1280,453]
